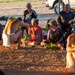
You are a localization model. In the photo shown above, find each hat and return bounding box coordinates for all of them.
[50,19,57,27]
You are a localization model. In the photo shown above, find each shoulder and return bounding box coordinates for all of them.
[38,25,42,29]
[6,19,15,24]
[31,9,36,12]
[48,29,52,33]
[67,34,75,40]
[31,9,36,13]
[69,11,75,16]
[24,10,28,13]
[59,11,65,15]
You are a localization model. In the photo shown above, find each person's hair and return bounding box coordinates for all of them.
[0,70,5,75]
[17,17,22,21]
[36,19,39,25]
[49,19,57,27]
[64,4,70,9]
[9,16,22,21]
[31,18,39,25]
[26,2,32,8]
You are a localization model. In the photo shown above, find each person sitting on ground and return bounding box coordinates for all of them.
[27,18,43,46]
[2,17,29,49]
[57,4,75,39]
[66,27,75,73]
[22,2,37,35]
[23,2,37,24]
[41,19,65,49]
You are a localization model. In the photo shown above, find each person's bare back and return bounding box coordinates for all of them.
[3,19,20,34]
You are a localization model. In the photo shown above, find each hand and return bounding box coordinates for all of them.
[68,19,73,24]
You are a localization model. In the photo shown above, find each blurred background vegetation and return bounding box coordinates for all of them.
[0,0,41,3]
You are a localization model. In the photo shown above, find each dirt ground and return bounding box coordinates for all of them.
[0,44,72,75]
[0,1,74,75]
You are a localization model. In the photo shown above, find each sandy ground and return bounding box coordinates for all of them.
[0,1,73,75]
[0,44,72,75]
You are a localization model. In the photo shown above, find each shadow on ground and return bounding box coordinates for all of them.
[4,70,74,75]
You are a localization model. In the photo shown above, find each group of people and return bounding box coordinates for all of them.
[0,2,75,73]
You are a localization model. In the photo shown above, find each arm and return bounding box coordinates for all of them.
[66,35,75,52]
[68,12,75,25]
[20,21,30,29]
[56,36,63,44]
[22,11,26,22]
[28,26,35,35]
[57,14,62,25]
[36,27,43,41]
[68,19,74,25]
[47,30,51,43]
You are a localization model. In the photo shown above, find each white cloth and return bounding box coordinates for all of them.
[2,33,15,47]
[2,33,10,47]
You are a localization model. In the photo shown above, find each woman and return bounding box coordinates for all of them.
[28,18,43,46]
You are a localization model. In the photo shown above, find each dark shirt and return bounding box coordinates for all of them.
[57,11,75,30]
[23,9,37,24]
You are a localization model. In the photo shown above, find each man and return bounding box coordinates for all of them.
[22,2,37,35]
[23,2,37,24]
[2,17,29,49]
[57,4,75,39]
[66,30,75,73]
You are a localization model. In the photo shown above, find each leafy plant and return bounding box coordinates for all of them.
[46,43,58,50]
[9,16,17,20]
[23,33,28,40]
[42,26,50,31]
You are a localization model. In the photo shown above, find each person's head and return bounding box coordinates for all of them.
[17,17,22,21]
[49,19,57,30]
[31,18,36,26]
[26,2,32,11]
[64,4,70,13]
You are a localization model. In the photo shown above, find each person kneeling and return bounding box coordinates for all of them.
[2,17,29,49]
